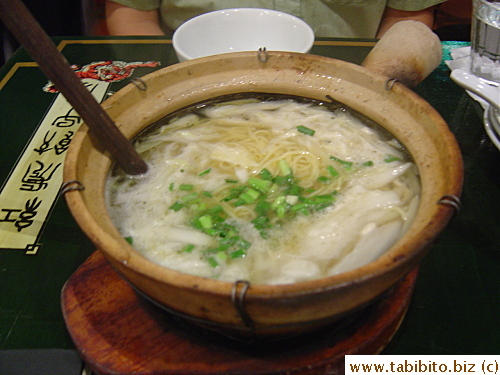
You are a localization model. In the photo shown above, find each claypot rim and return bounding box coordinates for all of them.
[63,51,463,298]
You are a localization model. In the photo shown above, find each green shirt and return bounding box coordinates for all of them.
[111,0,445,38]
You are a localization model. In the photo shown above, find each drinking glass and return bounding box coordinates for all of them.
[470,0,500,83]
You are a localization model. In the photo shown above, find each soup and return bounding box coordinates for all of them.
[106,96,420,284]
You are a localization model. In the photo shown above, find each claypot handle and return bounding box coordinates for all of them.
[361,20,442,88]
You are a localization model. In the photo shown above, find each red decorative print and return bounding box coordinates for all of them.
[43,60,160,93]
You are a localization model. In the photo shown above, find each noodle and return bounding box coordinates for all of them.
[106,97,420,284]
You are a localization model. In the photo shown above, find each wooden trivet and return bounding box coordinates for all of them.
[62,251,417,375]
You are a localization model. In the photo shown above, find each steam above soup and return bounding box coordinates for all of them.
[106,96,420,284]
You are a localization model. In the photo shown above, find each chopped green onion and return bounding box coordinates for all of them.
[327,165,340,178]
[222,185,247,201]
[205,244,231,254]
[278,159,292,176]
[235,199,248,207]
[219,240,235,250]
[314,194,336,204]
[216,252,228,263]
[255,200,271,216]
[171,159,344,267]
[259,168,273,180]
[199,168,212,176]
[193,202,207,211]
[306,194,336,210]
[330,156,353,170]
[204,228,219,236]
[276,205,286,218]
[169,201,184,211]
[298,207,310,215]
[169,182,175,191]
[273,175,288,185]
[248,177,272,193]
[181,192,198,203]
[272,195,287,209]
[230,249,247,258]
[180,244,195,253]
[236,239,251,250]
[207,256,219,268]
[290,202,308,212]
[363,161,374,167]
[198,215,213,229]
[225,229,238,238]
[287,183,303,196]
[317,176,331,183]
[246,188,260,200]
[208,205,224,214]
[124,236,133,245]
[232,199,245,206]
[297,125,316,136]
[240,189,260,204]
[268,183,280,194]
[252,216,270,229]
[384,155,401,163]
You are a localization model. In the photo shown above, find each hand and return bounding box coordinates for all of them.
[105,0,165,35]
[377,6,437,38]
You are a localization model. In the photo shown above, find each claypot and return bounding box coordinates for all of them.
[63,25,462,338]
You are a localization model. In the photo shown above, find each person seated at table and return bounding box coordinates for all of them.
[105,0,445,39]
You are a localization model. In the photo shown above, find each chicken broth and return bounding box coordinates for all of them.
[106,95,420,284]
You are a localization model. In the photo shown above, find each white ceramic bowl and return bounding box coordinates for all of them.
[172,8,315,62]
